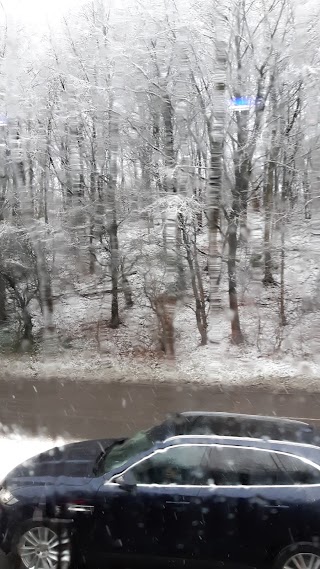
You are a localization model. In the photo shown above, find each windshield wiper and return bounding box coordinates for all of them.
[93,438,126,476]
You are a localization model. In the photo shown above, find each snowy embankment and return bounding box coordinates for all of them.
[1,218,320,389]
[1,346,320,391]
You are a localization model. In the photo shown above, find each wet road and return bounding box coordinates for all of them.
[0,379,320,439]
[0,380,319,569]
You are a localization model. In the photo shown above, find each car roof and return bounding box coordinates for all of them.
[180,411,309,427]
[150,412,317,446]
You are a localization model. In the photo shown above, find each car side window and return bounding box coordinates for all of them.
[127,445,212,485]
[207,446,281,486]
[276,453,320,485]
[207,446,320,486]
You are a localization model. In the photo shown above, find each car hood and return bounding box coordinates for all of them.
[3,438,124,489]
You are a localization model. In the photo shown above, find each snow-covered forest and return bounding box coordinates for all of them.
[0,0,320,384]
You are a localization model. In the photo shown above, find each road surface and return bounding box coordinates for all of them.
[0,378,320,439]
[0,379,320,569]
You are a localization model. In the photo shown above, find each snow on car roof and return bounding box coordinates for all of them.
[180,412,309,426]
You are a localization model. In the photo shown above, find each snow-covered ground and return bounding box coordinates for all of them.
[0,435,69,483]
[1,216,320,389]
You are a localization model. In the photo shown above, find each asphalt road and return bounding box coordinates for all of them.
[0,379,320,569]
[0,378,320,439]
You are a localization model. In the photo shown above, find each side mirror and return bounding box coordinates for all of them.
[114,473,136,491]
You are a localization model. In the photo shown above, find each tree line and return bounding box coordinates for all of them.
[0,0,317,357]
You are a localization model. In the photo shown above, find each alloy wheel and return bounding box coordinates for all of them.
[284,553,320,569]
[17,526,71,569]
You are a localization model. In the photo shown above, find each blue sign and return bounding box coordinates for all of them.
[233,97,253,107]
[230,96,264,111]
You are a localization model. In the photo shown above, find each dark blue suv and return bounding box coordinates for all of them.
[2,412,320,569]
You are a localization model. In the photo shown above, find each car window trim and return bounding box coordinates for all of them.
[164,434,320,452]
[105,442,320,488]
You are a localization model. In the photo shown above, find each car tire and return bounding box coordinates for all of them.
[274,543,320,569]
[10,521,71,569]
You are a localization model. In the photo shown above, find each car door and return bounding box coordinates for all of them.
[198,445,320,569]
[240,450,320,568]
[90,443,213,567]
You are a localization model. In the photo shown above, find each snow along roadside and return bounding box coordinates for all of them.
[0,434,69,482]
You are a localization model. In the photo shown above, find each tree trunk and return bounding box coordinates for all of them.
[89,114,98,274]
[229,36,251,340]
[21,305,33,347]
[181,221,207,345]
[206,33,228,343]
[109,221,120,328]
[107,104,120,329]
[0,110,7,222]
[152,110,162,200]
[68,94,87,272]
[234,23,251,238]
[27,120,35,218]
[207,141,222,341]
[162,90,177,280]
[89,170,96,275]
[161,89,178,355]
[153,294,177,358]
[195,150,203,229]
[279,227,286,327]
[279,159,288,327]
[228,214,244,345]
[38,267,54,329]
[39,166,48,223]
[235,109,250,240]
[232,145,250,341]
[0,119,7,322]
[61,129,72,210]
[140,147,154,232]
[33,241,56,352]
[303,152,312,221]
[263,133,277,286]
[162,92,176,195]
[44,120,52,224]
[12,125,26,218]
[193,238,207,342]
[0,276,6,323]
[121,264,134,309]
[176,213,186,294]
[38,119,51,223]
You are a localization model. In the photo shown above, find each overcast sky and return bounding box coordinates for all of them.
[2,0,89,31]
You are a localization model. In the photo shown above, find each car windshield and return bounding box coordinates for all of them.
[101,430,154,474]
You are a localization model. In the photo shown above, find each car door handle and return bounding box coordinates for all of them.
[165,501,190,505]
[67,505,94,513]
[263,505,289,509]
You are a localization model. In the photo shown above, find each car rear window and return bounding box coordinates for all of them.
[208,446,320,486]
